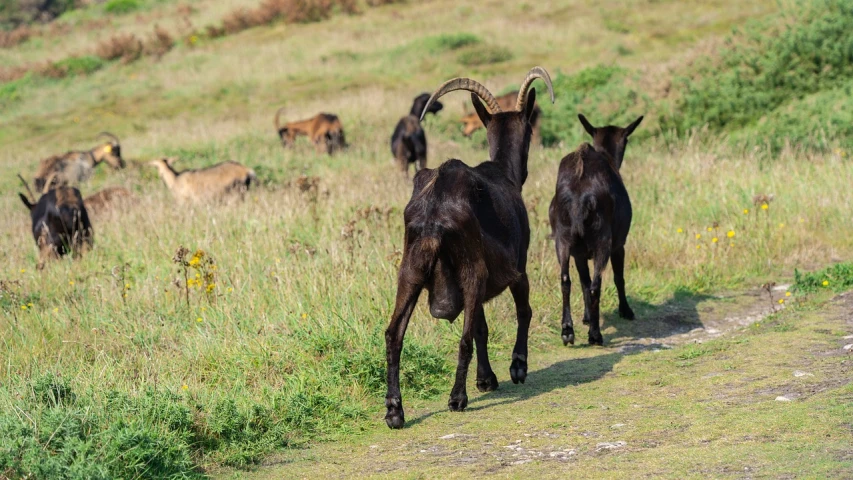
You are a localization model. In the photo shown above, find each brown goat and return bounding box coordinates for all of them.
[460,91,542,142]
[18,185,93,270]
[548,114,643,346]
[34,132,125,192]
[274,108,346,155]
[83,186,134,217]
[384,67,555,429]
[149,158,256,204]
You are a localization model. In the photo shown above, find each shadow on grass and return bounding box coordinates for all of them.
[602,287,715,349]
[406,288,716,425]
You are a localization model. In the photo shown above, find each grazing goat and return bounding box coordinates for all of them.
[83,186,134,217]
[34,132,125,192]
[148,158,256,204]
[18,183,93,270]
[548,114,643,346]
[274,108,346,155]
[460,90,542,142]
[384,67,555,429]
[390,93,443,178]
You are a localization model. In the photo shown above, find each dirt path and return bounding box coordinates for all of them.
[227,290,853,479]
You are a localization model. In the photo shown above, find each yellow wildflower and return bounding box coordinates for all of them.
[188,257,200,267]
[53,308,59,313]
[301,313,308,319]
[706,227,713,232]
[676,228,683,233]
[695,233,701,240]
[206,284,215,293]
[761,203,769,210]
[822,280,829,287]
[778,223,785,228]
[125,283,131,290]
[20,305,27,310]
[696,245,702,249]
[227,287,233,293]
[196,317,203,322]
[778,298,784,304]
[28,302,33,307]
[785,291,791,297]
[182,384,189,390]
[729,242,735,247]
[727,230,735,238]
[743,209,749,215]
[19,269,25,273]
[69,280,75,286]
[712,237,718,243]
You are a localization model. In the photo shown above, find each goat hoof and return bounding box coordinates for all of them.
[510,359,528,384]
[448,394,468,412]
[385,410,405,429]
[588,333,604,346]
[476,373,499,392]
[619,305,635,320]
[562,327,575,346]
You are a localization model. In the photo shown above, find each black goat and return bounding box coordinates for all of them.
[384,68,555,429]
[18,183,93,270]
[390,93,443,178]
[548,114,643,346]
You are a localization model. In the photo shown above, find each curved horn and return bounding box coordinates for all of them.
[515,66,555,111]
[97,131,120,146]
[41,172,58,194]
[274,106,287,131]
[17,173,36,203]
[421,78,500,122]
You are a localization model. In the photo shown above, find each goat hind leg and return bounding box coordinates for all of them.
[612,246,635,320]
[509,274,533,383]
[473,305,498,392]
[556,240,575,345]
[575,257,603,345]
[449,280,484,411]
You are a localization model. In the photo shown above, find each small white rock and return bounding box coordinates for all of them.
[775,396,792,402]
[595,441,627,452]
[843,344,853,351]
[842,335,853,340]
[611,423,626,429]
[793,370,813,377]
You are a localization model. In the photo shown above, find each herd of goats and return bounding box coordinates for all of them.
[15,66,645,430]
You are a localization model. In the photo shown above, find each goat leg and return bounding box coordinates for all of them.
[509,274,532,383]
[556,241,575,346]
[576,256,604,345]
[449,282,484,412]
[473,305,498,392]
[384,264,423,429]
[612,246,635,320]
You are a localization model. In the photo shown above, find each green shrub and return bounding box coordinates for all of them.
[457,44,512,66]
[661,0,853,135]
[793,262,853,293]
[54,55,105,76]
[538,65,650,147]
[104,0,142,14]
[423,32,480,52]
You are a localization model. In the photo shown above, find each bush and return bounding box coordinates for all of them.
[144,24,174,59]
[457,44,512,66]
[661,0,853,135]
[95,33,143,63]
[793,262,853,293]
[53,55,105,76]
[104,0,141,14]
[0,25,32,48]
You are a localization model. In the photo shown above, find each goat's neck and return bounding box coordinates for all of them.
[490,141,528,191]
[155,162,179,189]
[85,149,100,167]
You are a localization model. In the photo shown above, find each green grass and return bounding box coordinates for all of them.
[0,0,851,476]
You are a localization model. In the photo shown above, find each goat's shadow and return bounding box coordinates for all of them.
[405,288,715,426]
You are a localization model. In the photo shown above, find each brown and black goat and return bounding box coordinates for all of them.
[460,90,542,143]
[274,108,346,155]
[384,67,555,429]
[34,132,125,192]
[18,179,93,270]
[548,114,643,346]
[390,93,443,178]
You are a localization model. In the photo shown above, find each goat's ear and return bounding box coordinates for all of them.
[524,88,537,124]
[471,93,491,128]
[624,115,644,137]
[578,114,596,137]
[19,193,33,211]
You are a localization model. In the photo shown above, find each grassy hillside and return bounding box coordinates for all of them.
[1,0,852,477]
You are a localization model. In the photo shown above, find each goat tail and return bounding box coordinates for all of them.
[409,230,442,274]
[569,193,596,237]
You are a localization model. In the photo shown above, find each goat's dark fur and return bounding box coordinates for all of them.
[548,114,643,346]
[19,187,93,270]
[385,69,553,429]
[390,93,443,178]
